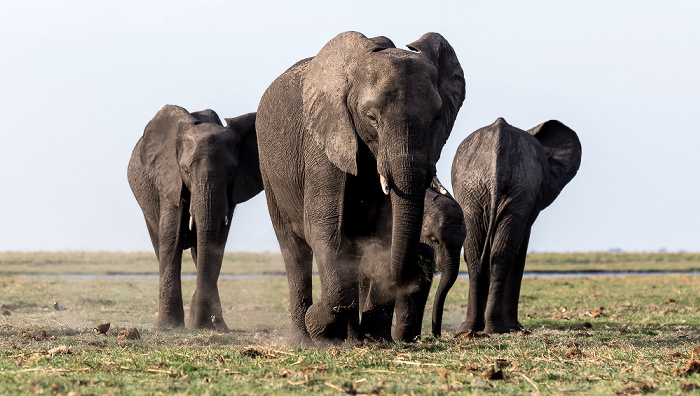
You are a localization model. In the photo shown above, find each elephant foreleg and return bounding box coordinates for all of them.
[305,241,361,346]
[155,205,186,329]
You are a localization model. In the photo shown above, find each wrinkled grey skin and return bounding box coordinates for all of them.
[358,177,466,342]
[256,31,465,346]
[128,105,263,330]
[451,118,581,334]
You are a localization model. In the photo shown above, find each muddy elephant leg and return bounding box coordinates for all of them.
[155,205,186,329]
[502,228,531,331]
[459,221,487,333]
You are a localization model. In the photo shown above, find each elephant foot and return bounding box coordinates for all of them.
[305,302,351,346]
[187,314,217,330]
[288,329,316,348]
[360,309,393,343]
[506,320,524,332]
[155,312,185,329]
[483,321,510,334]
[211,316,229,333]
[392,323,419,343]
[458,321,484,333]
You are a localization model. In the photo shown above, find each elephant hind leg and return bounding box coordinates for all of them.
[483,215,529,334]
[281,239,314,346]
[459,215,487,333]
[502,227,531,331]
[263,187,315,346]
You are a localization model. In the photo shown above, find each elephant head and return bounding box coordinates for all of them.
[527,120,582,210]
[139,105,262,328]
[302,32,465,302]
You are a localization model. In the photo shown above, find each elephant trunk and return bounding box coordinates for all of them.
[388,171,426,342]
[431,245,460,337]
[388,181,426,287]
[189,179,229,328]
[382,126,430,288]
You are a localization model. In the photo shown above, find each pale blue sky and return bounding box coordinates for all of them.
[1,1,698,253]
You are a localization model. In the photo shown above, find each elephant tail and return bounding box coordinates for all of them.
[479,183,500,273]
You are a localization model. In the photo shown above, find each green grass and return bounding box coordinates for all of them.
[1,251,699,275]
[1,266,699,394]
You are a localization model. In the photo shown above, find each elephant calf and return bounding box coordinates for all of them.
[359,178,466,342]
[451,118,581,334]
[128,105,263,330]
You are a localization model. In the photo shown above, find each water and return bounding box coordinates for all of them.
[17,272,700,280]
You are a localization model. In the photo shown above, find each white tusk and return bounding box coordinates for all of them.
[224,215,229,226]
[439,187,447,195]
[380,175,390,195]
[189,216,194,231]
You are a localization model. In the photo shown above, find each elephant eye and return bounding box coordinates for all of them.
[430,236,439,245]
[366,112,378,124]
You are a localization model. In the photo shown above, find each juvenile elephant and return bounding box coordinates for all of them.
[358,178,466,342]
[256,32,465,345]
[421,180,467,338]
[128,105,263,330]
[451,118,581,334]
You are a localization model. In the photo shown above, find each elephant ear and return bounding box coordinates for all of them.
[406,33,466,167]
[368,35,396,49]
[302,31,382,176]
[225,112,264,204]
[191,109,223,126]
[429,176,454,199]
[406,33,466,166]
[140,105,196,207]
[527,120,582,209]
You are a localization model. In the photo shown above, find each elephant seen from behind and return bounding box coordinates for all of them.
[128,105,263,330]
[256,31,465,345]
[451,118,581,334]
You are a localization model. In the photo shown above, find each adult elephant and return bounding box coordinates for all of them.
[256,32,465,345]
[128,105,263,330]
[451,118,581,334]
[359,177,466,342]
